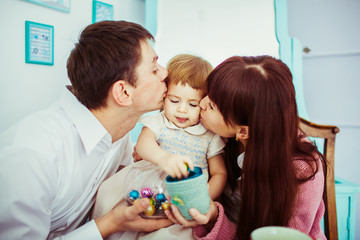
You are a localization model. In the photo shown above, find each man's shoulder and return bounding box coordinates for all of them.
[25,105,73,134]
[7,105,78,154]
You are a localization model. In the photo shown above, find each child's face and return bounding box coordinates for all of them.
[164,82,203,128]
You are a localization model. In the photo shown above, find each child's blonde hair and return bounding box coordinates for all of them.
[166,54,213,93]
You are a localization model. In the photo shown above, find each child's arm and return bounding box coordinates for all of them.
[207,154,227,200]
[136,127,194,179]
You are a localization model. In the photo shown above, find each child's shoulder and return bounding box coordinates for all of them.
[139,111,164,126]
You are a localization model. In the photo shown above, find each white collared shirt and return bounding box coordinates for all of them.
[0,87,133,240]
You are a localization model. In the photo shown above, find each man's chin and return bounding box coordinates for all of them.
[148,102,164,112]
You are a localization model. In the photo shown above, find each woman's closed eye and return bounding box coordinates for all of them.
[208,103,214,110]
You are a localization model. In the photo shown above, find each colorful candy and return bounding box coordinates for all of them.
[141,187,154,198]
[155,193,166,203]
[149,197,156,206]
[184,163,189,170]
[129,190,140,201]
[144,205,156,216]
[161,202,170,210]
[128,187,170,218]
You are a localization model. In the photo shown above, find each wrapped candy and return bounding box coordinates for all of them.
[141,187,154,198]
[144,205,156,216]
[124,161,169,218]
[155,193,166,203]
[128,190,140,202]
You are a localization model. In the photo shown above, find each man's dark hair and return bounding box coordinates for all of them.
[67,21,154,109]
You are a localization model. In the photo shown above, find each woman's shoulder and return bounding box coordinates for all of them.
[293,151,323,181]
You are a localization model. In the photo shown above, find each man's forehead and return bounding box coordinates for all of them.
[140,40,158,64]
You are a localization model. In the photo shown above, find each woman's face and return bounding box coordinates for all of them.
[199,96,238,138]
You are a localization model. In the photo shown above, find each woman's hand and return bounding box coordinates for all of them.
[164,200,219,228]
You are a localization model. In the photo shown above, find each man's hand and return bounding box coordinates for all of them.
[95,198,173,238]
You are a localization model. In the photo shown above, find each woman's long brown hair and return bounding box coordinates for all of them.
[206,56,325,239]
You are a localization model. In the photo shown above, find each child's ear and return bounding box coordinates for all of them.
[235,126,249,141]
[111,80,134,106]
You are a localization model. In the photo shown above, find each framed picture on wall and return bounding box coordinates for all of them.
[92,0,114,23]
[24,0,70,13]
[25,21,54,65]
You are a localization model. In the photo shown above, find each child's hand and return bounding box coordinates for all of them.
[132,145,143,162]
[159,153,194,179]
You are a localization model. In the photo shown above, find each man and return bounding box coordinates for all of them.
[0,21,171,239]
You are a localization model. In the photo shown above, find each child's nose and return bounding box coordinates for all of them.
[177,103,188,113]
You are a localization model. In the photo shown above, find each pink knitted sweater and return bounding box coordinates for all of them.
[193,156,327,240]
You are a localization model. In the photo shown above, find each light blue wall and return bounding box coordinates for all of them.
[274,0,309,120]
[0,0,145,134]
[278,0,360,238]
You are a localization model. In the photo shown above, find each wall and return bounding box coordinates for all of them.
[154,0,279,68]
[287,0,360,238]
[0,0,145,134]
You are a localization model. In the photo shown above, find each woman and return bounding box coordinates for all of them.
[165,55,327,240]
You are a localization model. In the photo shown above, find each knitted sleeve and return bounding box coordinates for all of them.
[289,156,326,240]
[193,202,237,240]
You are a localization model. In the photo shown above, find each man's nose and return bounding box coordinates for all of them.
[159,65,168,81]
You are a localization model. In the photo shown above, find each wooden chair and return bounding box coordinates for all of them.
[299,117,340,240]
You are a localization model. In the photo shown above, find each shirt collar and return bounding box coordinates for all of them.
[59,86,110,154]
[161,112,207,135]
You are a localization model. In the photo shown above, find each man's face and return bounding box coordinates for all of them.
[132,41,168,113]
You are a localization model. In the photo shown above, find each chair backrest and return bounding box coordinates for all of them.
[299,117,340,240]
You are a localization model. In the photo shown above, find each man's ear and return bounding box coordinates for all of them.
[235,126,249,141]
[111,80,134,106]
